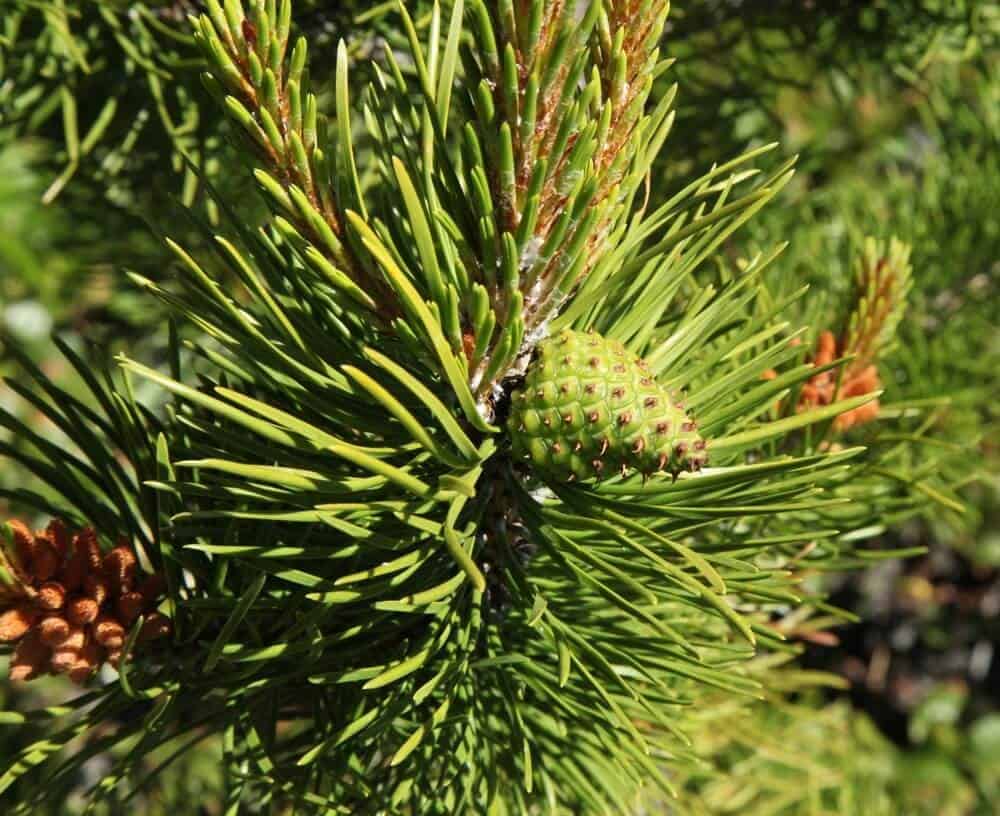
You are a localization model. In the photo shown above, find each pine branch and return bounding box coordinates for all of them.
[2,1,975,813]
[842,236,912,373]
[795,237,912,432]
[461,0,676,388]
[193,0,400,321]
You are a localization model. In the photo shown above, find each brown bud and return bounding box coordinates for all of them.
[6,520,35,567]
[0,604,38,642]
[36,581,67,611]
[67,597,100,626]
[67,643,102,685]
[84,574,109,606]
[50,647,81,675]
[799,382,822,406]
[240,18,257,48]
[74,528,102,573]
[37,615,72,647]
[138,612,172,642]
[59,548,87,592]
[45,518,70,559]
[103,544,137,594]
[461,330,475,361]
[2,519,172,683]
[814,331,837,367]
[9,630,50,681]
[842,365,881,398]
[59,624,86,652]
[31,542,60,582]
[94,614,125,649]
[117,592,145,626]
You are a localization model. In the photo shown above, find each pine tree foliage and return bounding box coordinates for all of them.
[665,674,999,815]
[0,1,988,813]
[737,53,999,547]
[5,1,994,212]
[1,0,208,205]
[0,0,378,206]
[0,0,403,316]
[663,0,1000,175]
[668,692,904,815]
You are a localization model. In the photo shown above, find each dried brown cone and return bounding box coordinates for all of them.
[0,519,171,685]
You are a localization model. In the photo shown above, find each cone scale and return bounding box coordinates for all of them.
[508,329,707,482]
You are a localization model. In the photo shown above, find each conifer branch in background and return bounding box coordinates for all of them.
[842,237,913,375]
[796,237,912,432]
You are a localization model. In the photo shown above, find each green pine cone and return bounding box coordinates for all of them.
[507,329,707,482]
